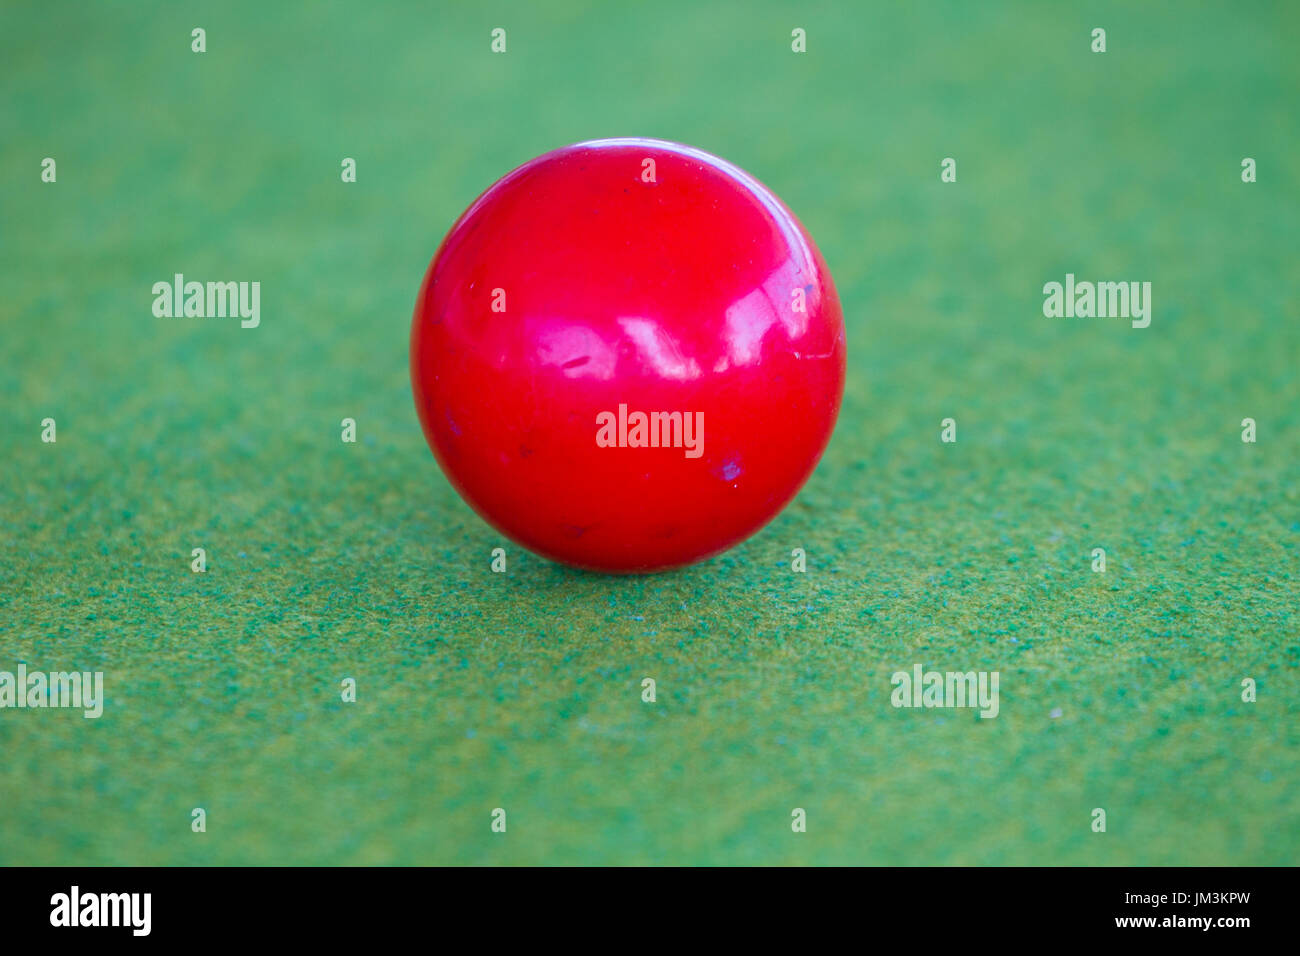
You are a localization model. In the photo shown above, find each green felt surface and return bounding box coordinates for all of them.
[1,0,1297,865]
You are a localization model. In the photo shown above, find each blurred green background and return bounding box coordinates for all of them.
[1,0,1296,864]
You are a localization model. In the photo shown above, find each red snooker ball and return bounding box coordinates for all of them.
[411,138,846,572]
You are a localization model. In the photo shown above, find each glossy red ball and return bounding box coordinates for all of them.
[411,138,846,572]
